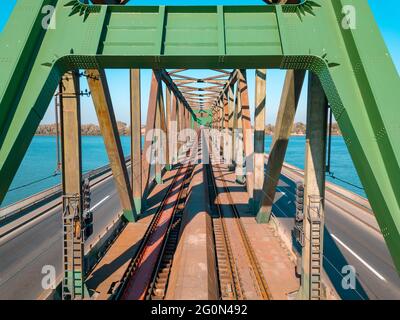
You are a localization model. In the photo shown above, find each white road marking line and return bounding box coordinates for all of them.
[331,233,386,282]
[90,195,110,211]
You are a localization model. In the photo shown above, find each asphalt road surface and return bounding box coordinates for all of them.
[273,166,400,300]
[0,173,122,300]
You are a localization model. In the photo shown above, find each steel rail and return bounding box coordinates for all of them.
[146,164,195,300]
[207,162,243,300]
[113,165,185,300]
[214,163,272,300]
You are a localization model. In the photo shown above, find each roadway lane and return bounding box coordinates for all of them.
[0,174,123,300]
[272,167,400,300]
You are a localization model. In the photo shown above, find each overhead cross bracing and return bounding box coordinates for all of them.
[168,69,232,110]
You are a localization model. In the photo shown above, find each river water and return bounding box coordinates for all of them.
[1,135,365,207]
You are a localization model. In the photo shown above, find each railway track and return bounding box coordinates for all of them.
[207,163,244,300]
[113,164,192,300]
[209,158,271,300]
[147,164,194,300]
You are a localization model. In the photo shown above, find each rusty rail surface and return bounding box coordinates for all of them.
[213,162,272,300]
[146,164,195,300]
[113,164,190,300]
[207,163,243,300]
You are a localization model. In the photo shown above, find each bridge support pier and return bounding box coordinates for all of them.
[87,69,137,222]
[299,72,327,300]
[256,70,306,223]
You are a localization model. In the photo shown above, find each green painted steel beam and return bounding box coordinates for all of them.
[0,0,400,274]
[193,109,213,127]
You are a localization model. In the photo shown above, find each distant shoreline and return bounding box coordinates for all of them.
[34,122,342,137]
[34,133,343,137]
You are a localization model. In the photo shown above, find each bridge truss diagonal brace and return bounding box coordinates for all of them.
[142,71,168,195]
[86,69,137,222]
[256,70,306,223]
[142,72,159,196]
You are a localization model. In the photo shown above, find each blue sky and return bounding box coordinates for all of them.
[0,0,399,125]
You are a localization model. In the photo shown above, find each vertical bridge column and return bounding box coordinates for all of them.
[227,84,235,170]
[60,71,86,300]
[300,72,327,300]
[219,99,224,133]
[130,69,142,214]
[223,92,230,164]
[178,99,184,159]
[185,105,190,132]
[86,69,137,222]
[218,99,224,159]
[179,99,184,161]
[230,83,238,170]
[156,84,167,182]
[234,78,245,183]
[238,70,254,207]
[143,71,160,198]
[170,93,178,165]
[214,100,218,129]
[153,73,164,184]
[165,87,172,170]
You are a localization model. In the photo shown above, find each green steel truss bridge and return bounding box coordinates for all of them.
[0,0,399,300]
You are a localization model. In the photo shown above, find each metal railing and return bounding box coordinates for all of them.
[0,157,131,225]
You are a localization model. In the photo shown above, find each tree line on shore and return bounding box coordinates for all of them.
[35,122,143,136]
[35,121,341,136]
[265,122,341,135]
